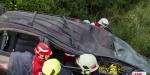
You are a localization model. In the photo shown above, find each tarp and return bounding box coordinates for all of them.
[7,51,33,75]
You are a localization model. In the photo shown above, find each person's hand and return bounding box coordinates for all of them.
[0,64,8,74]
[0,63,8,72]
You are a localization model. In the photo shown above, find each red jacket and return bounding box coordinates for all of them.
[32,55,45,75]
[94,22,99,27]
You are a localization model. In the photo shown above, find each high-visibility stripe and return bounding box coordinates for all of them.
[38,47,49,52]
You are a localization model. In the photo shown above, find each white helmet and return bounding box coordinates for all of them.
[83,20,90,24]
[76,54,99,72]
[98,18,109,27]
[91,22,95,26]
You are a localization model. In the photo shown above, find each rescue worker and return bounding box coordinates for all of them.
[42,58,73,75]
[83,20,90,24]
[98,18,109,29]
[98,18,113,33]
[32,42,52,75]
[76,54,99,75]
[91,18,109,28]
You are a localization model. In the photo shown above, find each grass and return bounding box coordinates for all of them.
[109,0,150,58]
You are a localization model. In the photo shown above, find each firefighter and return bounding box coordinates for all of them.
[32,42,52,75]
[91,18,109,28]
[83,20,90,24]
[76,54,99,75]
[42,58,73,75]
[98,18,113,33]
[98,18,109,29]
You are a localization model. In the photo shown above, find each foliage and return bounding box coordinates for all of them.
[1,0,150,58]
[110,1,150,58]
[0,0,13,10]
[1,0,143,21]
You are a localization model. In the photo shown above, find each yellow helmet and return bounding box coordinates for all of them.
[42,58,61,75]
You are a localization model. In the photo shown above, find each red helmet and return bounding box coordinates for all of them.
[34,42,52,56]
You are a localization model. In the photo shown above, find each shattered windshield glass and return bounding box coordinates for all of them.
[113,36,150,72]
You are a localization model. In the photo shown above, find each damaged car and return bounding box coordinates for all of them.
[0,10,150,75]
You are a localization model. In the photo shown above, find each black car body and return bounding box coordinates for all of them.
[0,10,149,75]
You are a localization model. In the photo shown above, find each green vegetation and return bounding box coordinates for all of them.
[111,1,150,58]
[1,0,150,58]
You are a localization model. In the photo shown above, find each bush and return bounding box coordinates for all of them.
[110,1,150,58]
